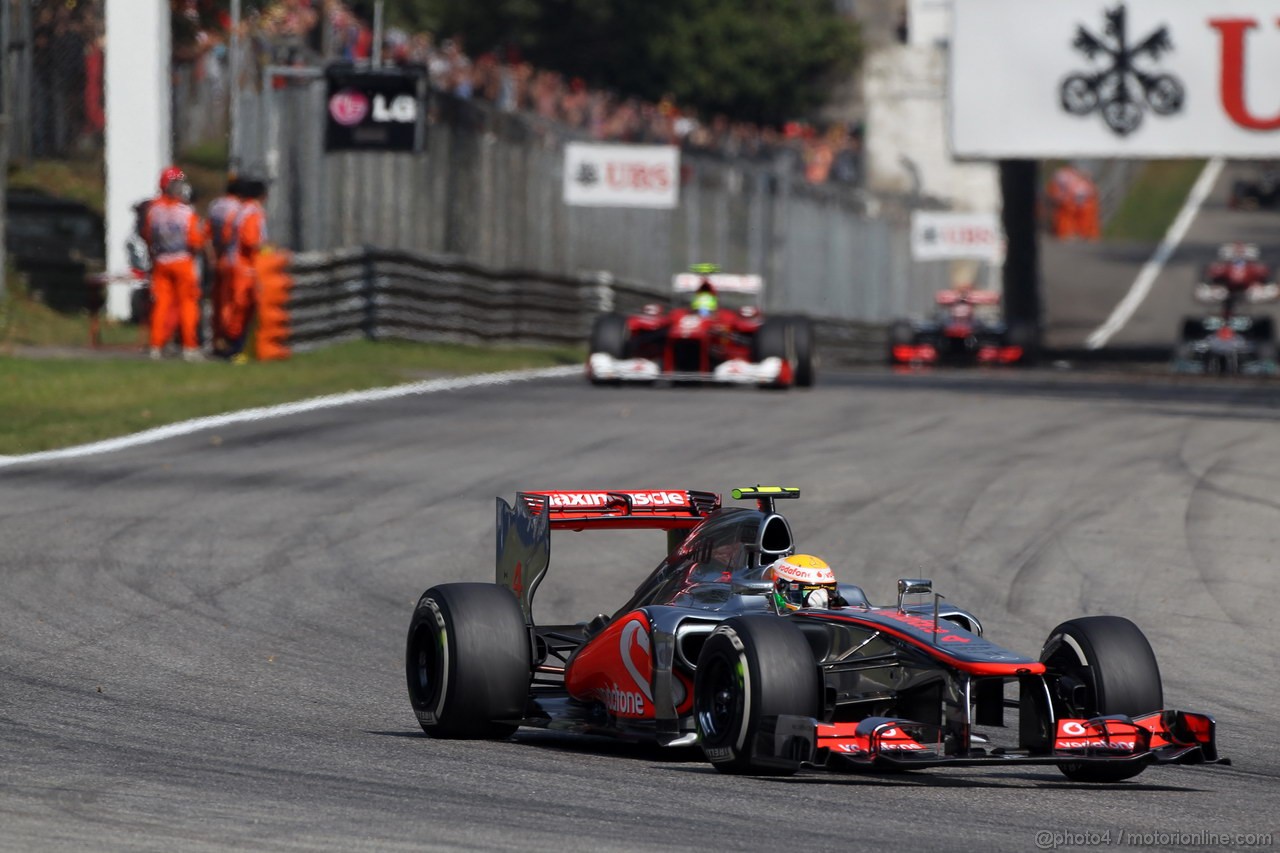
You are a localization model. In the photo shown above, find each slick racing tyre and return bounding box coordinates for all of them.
[1180,317,1204,343]
[789,317,817,388]
[753,319,805,388]
[694,616,820,775]
[588,313,630,386]
[1040,616,1163,782]
[406,583,531,739]
[589,313,630,358]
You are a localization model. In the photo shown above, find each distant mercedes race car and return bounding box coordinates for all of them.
[889,287,1025,367]
[1173,242,1278,376]
[406,486,1225,782]
[586,267,815,388]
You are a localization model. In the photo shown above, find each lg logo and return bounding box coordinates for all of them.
[372,94,417,124]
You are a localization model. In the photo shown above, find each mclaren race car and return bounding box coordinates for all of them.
[889,286,1025,367]
[586,266,815,388]
[406,487,1225,781]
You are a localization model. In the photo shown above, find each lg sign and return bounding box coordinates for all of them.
[564,143,680,209]
[953,0,1280,158]
[324,66,424,153]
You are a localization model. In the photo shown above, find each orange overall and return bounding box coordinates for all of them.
[143,198,205,350]
[205,193,243,345]
[220,200,266,349]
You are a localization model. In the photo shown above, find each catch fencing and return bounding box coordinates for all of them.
[273,247,886,365]
[234,68,952,325]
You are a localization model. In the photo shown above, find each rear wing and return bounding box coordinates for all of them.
[496,489,720,623]
[672,273,764,295]
[935,289,1000,305]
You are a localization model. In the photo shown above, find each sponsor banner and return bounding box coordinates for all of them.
[541,490,690,510]
[911,211,1003,262]
[324,65,425,152]
[951,0,1280,158]
[563,143,680,209]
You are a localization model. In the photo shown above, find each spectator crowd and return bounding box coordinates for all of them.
[226,0,863,186]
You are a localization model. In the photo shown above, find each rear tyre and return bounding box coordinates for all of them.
[406,583,531,739]
[790,317,816,387]
[1249,317,1274,343]
[694,616,821,775]
[1040,615,1163,782]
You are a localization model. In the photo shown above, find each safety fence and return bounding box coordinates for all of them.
[235,69,951,325]
[255,247,886,365]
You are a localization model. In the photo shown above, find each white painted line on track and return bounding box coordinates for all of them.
[0,364,582,469]
[1084,157,1225,350]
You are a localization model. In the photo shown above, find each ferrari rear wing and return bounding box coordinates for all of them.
[495,489,720,623]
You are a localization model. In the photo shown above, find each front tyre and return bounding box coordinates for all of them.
[752,319,795,388]
[588,313,631,386]
[406,583,531,739]
[1040,615,1163,782]
[694,616,821,775]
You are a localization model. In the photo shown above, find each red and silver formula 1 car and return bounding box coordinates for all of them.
[586,269,815,388]
[406,487,1226,781]
[889,287,1025,366]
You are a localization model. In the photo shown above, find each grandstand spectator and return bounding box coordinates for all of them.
[234,0,865,186]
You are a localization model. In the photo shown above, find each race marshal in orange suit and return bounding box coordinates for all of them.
[220,178,268,361]
[143,166,205,361]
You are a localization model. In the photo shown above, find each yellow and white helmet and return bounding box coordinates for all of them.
[767,554,838,611]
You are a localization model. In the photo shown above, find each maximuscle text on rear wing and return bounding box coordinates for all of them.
[495,490,720,622]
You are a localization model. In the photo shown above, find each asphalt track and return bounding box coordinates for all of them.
[1044,161,1280,351]
[3,368,1279,851]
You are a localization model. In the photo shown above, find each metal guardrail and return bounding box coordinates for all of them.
[277,248,886,364]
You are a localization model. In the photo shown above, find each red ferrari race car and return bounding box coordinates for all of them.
[586,266,816,388]
[1173,242,1278,375]
[405,486,1226,781]
[888,286,1025,367]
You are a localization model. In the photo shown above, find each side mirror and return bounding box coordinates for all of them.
[897,578,932,612]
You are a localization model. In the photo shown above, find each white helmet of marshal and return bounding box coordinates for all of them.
[768,554,838,612]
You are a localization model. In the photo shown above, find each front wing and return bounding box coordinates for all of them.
[588,353,788,385]
[749,711,1227,773]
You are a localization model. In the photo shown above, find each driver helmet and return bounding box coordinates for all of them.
[690,281,718,316]
[159,166,191,202]
[768,554,838,611]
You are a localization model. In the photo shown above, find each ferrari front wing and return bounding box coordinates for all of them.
[588,353,790,385]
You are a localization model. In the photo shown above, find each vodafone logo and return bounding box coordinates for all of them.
[329,89,369,126]
[1061,721,1088,736]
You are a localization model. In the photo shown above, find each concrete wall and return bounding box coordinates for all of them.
[862,45,999,213]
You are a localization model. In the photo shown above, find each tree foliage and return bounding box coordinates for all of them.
[388,0,860,125]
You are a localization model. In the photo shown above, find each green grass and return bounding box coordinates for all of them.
[1103,159,1206,242]
[0,340,582,455]
[8,158,105,214]
[1,283,138,348]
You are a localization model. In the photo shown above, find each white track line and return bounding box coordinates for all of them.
[1084,157,1225,350]
[0,364,582,469]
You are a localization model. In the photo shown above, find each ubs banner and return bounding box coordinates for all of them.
[563,143,680,209]
[951,0,1280,158]
[324,65,425,153]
